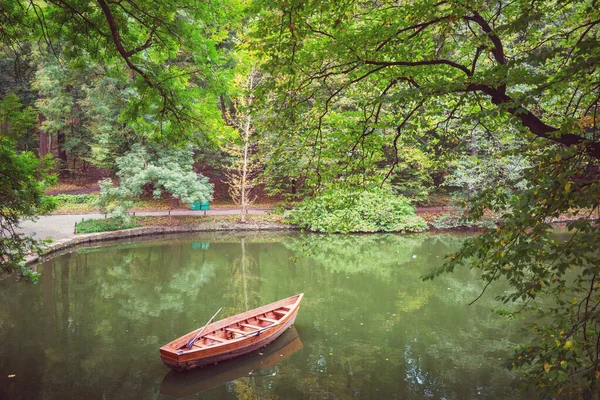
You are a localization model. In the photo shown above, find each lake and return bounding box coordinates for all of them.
[0,232,527,399]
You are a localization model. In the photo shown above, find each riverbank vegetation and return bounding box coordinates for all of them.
[1,0,599,396]
[75,214,286,234]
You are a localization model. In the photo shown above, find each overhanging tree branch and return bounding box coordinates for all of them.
[96,0,157,90]
[466,83,600,159]
[364,58,471,76]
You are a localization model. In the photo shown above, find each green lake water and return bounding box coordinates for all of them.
[0,232,528,399]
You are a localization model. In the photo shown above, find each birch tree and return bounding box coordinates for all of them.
[225,67,262,223]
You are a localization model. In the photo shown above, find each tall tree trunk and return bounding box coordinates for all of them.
[38,113,49,156]
[57,129,68,177]
[71,87,80,175]
[220,95,228,123]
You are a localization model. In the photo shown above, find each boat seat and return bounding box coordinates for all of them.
[204,334,227,343]
[281,305,292,310]
[241,323,261,330]
[258,317,278,324]
[273,310,287,316]
[225,327,246,335]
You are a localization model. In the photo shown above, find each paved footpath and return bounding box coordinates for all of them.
[17,208,270,242]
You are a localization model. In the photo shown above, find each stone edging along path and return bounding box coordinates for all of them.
[25,221,298,266]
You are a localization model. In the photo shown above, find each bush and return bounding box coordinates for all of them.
[76,217,141,233]
[287,187,428,233]
[98,145,213,220]
[52,194,97,205]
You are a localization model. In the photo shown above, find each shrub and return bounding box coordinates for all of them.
[76,217,141,233]
[52,194,97,205]
[287,187,428,233]
[98,145,213,220]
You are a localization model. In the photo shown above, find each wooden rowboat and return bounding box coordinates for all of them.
[160,326,303,397]
[159,293,303,371]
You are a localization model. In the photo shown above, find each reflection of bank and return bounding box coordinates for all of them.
[160,326,303,398]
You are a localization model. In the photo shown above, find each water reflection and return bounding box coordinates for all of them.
[161,326,303,397]
[0,232,526,400]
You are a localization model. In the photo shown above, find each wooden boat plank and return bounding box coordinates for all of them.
[258,317,278,323]
[225,327,246,335]
[167,296,296,350]
[204,334,227,343]
[273,310,287,316]
[240,323,261,330]
[159,293,304,371]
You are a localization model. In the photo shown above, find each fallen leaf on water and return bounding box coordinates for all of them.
[8,375,15,378]
[259,352,263,356]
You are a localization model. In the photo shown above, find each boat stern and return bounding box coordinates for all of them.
[160,346,185,370]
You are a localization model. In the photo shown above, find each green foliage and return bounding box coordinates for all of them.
[0,94,56,274]
[288,187,428,233]
[76,217,141,234]
[0,44,38,109]
[17,265,41,283]
[9,0,241,143]
[443,128,529,202]
[98,144,213,219]
[0,93,36,139]
[52,194,97,205]
[427,147,600,397]
[251,0,600,395]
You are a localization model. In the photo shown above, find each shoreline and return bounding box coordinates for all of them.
[21,213,587,268]
[25,221,298,266]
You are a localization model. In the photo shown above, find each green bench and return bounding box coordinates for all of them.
[190,201,210,215]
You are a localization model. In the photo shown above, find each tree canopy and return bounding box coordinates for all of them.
[1,0,240,276]
[249,0,600,396]
[3,0,239,141]
[2,0,600,396]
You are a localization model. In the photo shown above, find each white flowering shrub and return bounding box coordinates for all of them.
[98,145,213,219]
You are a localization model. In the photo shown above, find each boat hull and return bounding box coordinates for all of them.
[160,294,303,371]
[160,326,303,397]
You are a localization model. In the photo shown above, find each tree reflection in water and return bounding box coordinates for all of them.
[0,232,527,400]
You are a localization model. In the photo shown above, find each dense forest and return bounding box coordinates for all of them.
[1,0,599,397]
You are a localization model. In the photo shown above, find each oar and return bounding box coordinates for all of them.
[186,307,222,349]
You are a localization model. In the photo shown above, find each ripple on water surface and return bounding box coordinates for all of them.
[0,232,527,399]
